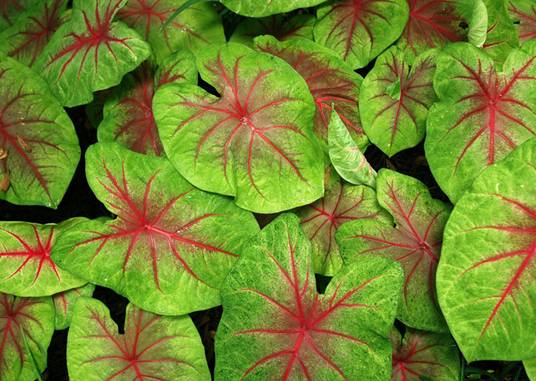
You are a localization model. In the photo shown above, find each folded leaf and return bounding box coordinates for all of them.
[153,43,324,213]
[338,169,451,332]
[52,283,95,330]
[68,297,210,381]
[52,143,259,315]
[215,214,403,380]
[437,138,536,361]
[425,43,536,203]
[468,0,488,48]
[219,0,325,17]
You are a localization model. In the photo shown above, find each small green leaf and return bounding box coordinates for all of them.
[468,0,488,48]
[52,283,95,330]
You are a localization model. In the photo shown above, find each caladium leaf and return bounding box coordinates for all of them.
[255,35,368,150]
[314,0,409,69]
[509,0,536,42]
[215,214,403,380]
[328,111,376,187]
[0,293,54,381]
[0,0,32,30]
[425,43,536,203]
[0,219,86,297]
[480,0,519,66]
[231,14,315,47]
[397,0,467,64]
[0,56,80,208]
[219,0,325,17]
[526,359,536,381]
[36,0,151,107]
[98,50,197,156]
[437,138,536,361]
[337,169,451,332]
[468,0,488,48]
[52,143,260,315]
[0,0,68,67]
[360,46,437,157]
[153,43,324,213]
[52,283,95,330]
[390,328,460,381]
[68,297,211,381]
[296,170,385,276]
[117,0,225,63]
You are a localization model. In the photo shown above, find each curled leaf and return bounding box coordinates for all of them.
[468,0,488,48]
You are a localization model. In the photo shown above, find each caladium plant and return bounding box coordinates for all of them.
[0,0,32,30]
[52,142,259,315]
[526,359,536,381]
[360,46,437,157]
[98,50,197,156]
[0,55,80,208]
[509,0,536,42]
[337,169,451,332]
[0,0,68,67]
[0,219,85,297]
[0,293,54,381]
[390,327,460,381]
[153,42,324,213]
[479,0,519,66]
[219,0,325,17]
[314,0,409,69]
[437,138,536,361]
[52,283,95,330]
[425,43,536,203]
[296,169,385,275]
[36,0,151,107]
[117,0,225,63]
[68,297,211,380]
[215,213,403,380]
[255,35,368,150]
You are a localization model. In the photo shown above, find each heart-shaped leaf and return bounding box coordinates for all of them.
[526,359,536,381]
[0,0,68,67]
[153,43,324,213]
[328,111,376,187]
[255,35,368,150]
[0,219,86,297]
[231,14,315,47]
[0,56,80,208]
[509,0,536,42]
[337,169,451,332]
[52,283,95,330]
[68,297,210,381]
[36,0,151,107]
[425,43,536,203]
[391,328,460,381]
[437,138,536,361]
[52,143,259,315]
[98,50,197,156]
[296,170,385,275]
[219,0,325,17]
[215,214,403,380]
[314,0,409,69]
[0,293,54,381]
[360,46,437,157]
[117,0,225,63]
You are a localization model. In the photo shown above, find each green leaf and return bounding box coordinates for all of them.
[391,328,461,381]
[0,219,86,297]
[508,0,536,42]
[295,170,385,275]
[118,0,225,63]
[337,169,451,332]
[35,0,151,107]
[480,0,519,66]
[425,43,536,203]
[215,214,403,380]
[231,14,315,47]
[437,138,536,361]
[52,283,95,330]
[328,111,376,187]
[314,0,409,69]
[98,50,197,156]
[254,35,367,150]
[0,0,68,67]
[468,0,488,48]
[525,359,536,381]
[360,46,437,157]
[153,43,324,213]
[68,297,210,380]
[0,0,33,31]
[0,55,80,208]
[0,293,54,381]
[219,0,325,17]
[52,142,259,315]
